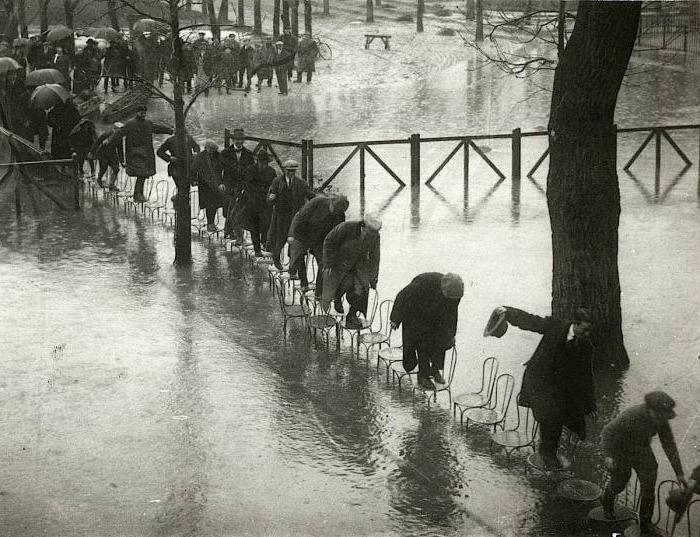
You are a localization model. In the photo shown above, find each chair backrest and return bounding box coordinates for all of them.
[621,470,641,512]
[559,427,581,462]
[443,346,458,388]
[477,356,499,398]
[120,174,132,192]
[488,373,515,416]
[273,276,288,312]
[511,393,539,440]
[687,498,700,537]
[653,479,681,533]
[143,176,155,200]
[365,287,379,324]
[190,188,200,220]
[154,180,168,203]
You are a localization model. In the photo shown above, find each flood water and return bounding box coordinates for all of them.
[1,44,699,537]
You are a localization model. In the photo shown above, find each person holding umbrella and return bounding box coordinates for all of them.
[43,90,81,159]
[108,105,172,202]
[390,272,463,390]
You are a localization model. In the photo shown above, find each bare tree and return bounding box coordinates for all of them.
[282,0,290,30]
[273,0,280,35]
[107,0,121,31]
[322,0,328,15]
[2,0,19,41]
[206,0,220,41]
[416,0,423,32]
[366,0,373,23]
[17,0,27,37]
[39,0,50,37]
[254,0,261,33]
[475,0,483,41]
[291,0,299,35]
[237,0,243,25]
[303,0,311,35]
[217,0,228,22]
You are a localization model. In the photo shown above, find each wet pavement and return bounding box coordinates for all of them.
[1,20,700,537]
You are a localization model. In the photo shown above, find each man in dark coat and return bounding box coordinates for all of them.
[51,46,72,89]
[89,124,123,189]
[273,40,288,96]
[266,159,315,270]
[218,47,237,94]
[601,391,686,536]
[390,272,463,390]
[321,215,381,329]
[69,118,97,177]
[491,306,597,469]
[295,33,318,83]
[239,150,276,256]
[104,41,125,92]
[220,128,255,241]
[182,43,196,93]
[192,140,225,231]
[282,28,298,80]
[47,99,81,159]
[108,105,172,202]
[156,131,200,182]
[288,194,348,293]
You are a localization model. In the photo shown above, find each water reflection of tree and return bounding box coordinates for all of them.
[126,217,159,289]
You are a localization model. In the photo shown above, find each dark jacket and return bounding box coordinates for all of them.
[220,145,255,196]
[47,100,81,159]
[296,38,318,72]
[503,307,597,438]
[68,118,97,156]
[192,150,224,210]
[90,129,122,166]
[320,221,380,315]
[239,162,275,231]
[390,272,459,372]
[156,134,200,178]
[51,53,71,82]
[288,195,346,268]
[111,118,172,177]
[266,174,315,254]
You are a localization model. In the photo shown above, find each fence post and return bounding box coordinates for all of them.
[463,138,469,186]
[308,139,314,188]
[683,26,688,52]
[511,128,521,181]
[655,128,662,198]
[72,152,81,209]
[410,133,420,188]
[224,128,231,148]
[359,144,366,215]
[14,184,21,219]
[301,139,308,183]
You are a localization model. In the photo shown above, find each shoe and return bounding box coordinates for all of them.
[344,314,362,330]
[333,299,344,314]
[433,370,446,385]
[539,450,562,470]
[418,376,436,391]
[640,523,666,537]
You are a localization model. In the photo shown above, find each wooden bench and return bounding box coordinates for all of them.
[364,34,391,50]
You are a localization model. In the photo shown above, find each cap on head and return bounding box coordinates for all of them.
[205,139,219,151]
[283,159,299,170]
[364,213,382,231]
[644,391,676,419]
[440,273,464,300]
[232,128,244,137]
[331,194,349,212]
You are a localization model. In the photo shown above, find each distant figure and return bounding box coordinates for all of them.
[103,41,125,92]
[47,99,81,159]
[182,43,196,94]
[390,272,462,390]
[266,159,315,270]
[282,28,298,80]
[273,41,288,96]
[239,150,276,256]
[489,306,597,470]
[288,194,349,293]
[26,105,48,150]
[109,105,172,202]
[220,128,255,242]
[236,39,251,90]
[156,130,200,184]
[253,40,274,91]
[601,392,687,537]
[218,47,237,94]
[321,215,381,329]
[295,34,318,83]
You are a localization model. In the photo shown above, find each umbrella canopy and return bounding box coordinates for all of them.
[25,68,66,87]
[76,27,96,37]
[46,26,73,42]
[0,57,22,75]
[30,84,71,110]
[12,38,30,47]
[90,27,121,41]
[132,18,168,34]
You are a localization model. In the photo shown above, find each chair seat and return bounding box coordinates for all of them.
[465,407,504,425]
[285,304,310,316]
[490,430,535,449]
[453,393,489,408]
[358,332,389,345]
[340,318,372,331]
[255,257,273,265]
[556,479,602,502]
[526,451,571,473]
[307,315,338,330]
[378,347,403,362]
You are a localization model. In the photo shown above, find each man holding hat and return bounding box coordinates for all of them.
[488,306,597,470]
[601,391,687,536]
[287,194,349,293]
[390,273,463,390]
[221,128,256,241]
[266,159,316,270]
[321,215,381,329]
[239,150,276,256]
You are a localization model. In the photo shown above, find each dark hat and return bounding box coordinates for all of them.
[232,128,244,136]
[484,307,508,338]
[256,149,270,161]
[644,391,676,419]
[86,38,96,45]
[441,273,464,299]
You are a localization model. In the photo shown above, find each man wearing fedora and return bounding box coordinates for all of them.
[221,128,256,242]
[287,194,349,293]
[239,150,277,256]
[601,391,687,536]
[266,159,316,270]
[489,306,597,470]
[390,273,463,391]
[321,215,382,329]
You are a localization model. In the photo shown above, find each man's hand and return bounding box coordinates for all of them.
[390,321,399,331]
[677,474,688,487]
[287,237,294,245]
[447,336,456,348]
[170,156,179,164]
[496,306,507,316]
[268,193,277,201]
[604,457,615,471]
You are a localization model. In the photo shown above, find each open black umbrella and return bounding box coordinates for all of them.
[12,37,30,48]
[90,27,122,41]
[30,84,71,110]
[132,18,169,35]
[47,25,73,42]
[25,68,67,87]
[0,57,22,76]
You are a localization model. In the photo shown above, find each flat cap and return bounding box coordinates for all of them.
[644,391,676,419]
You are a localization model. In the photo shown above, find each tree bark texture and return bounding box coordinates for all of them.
[62,0,75,28]
[303,0,311,35]
[557,1,566,57]
[546,0,640,367]
[291,0,298,36]
[416,0,423,32]
[206,0,220,41]
[366,0,373,23]
[374,0,381,8]
[2,0,18,40]
[40,0,49,39]
[282,0,290,30]
[254,0,261,33]
[16,0,27,37]
[107,0,120,31]
[273,0,280,35]
[465,0,474,21]
[218,0,229,22]
[475,0,483,41]
[237,0,244,25]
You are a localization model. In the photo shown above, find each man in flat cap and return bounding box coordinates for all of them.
[390,273,463,390]
[221,128,255,241]
[321,214,382,329]
[601,391,687,536]
[239,150,276,256]
[287,193,349,293]
[267,159,316,270]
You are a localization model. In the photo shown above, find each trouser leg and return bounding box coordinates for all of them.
[109,165,119,187]
[134,176,146,198]
[602,457,631,514]
[293,255,308,287]
[346,285,367,317]
[538,420,563,457]
[251,215,262,253]
[205,207,216,225]
[307,71,312,82]
[315,257,324,295]
[97,161,107,184]
[415,341,433,378]
[634,451,659,526]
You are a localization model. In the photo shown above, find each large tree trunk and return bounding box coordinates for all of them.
[557,1,566,57]
[475,0,483,41]
[365,0,373,23]
[291,0,298,35]
[107,0,120,31]
[237,0,244,25]
[416,0,423,32]
[273,0,280,35]
[39,0,50,39]
[303,0,311,35]
[206,0,220,42]
[17,0,27,37]
[3,0,18,40]
[62,0,75,28]
[218,0,228,22]
[547,0,640,367]
[282,0,290,30]
[254,0,261,33]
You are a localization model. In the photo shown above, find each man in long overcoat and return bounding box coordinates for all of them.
[192,140,225,231]
[103,41,125,92]
[321,215,381,329]
[220,128,256,241]
[281,28,298,80]
[390,272,463,390]
[295,34,318,83]
[109,105,172,202]
[288,194,348,293]
[90,124,123,189]
[239,150,276,256]
[266,159,315,270]
[490,306,597,469]
[47,99,81,159]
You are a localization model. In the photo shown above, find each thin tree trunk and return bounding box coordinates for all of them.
[273,0,280,35]
[282,0,290,30]
[107,0,120,31]
[366,0,373,23]
[375,0,381,8]
[63,0,75,28]
[465,0,474,21]
[202,0,207,14]
[218,0,228,22]
[16,0,27,37]
[206,0,220,41]
[3,0,19,41]
[40,0,49,39]
[291,0,298,36]
[322,0,328,15]
[557,0,566,57]
[547,0,640,367]
[254,0,261,33]
[303,0,311,35]
[416,0,423,32]
[237,0,244,25]
[475,0,483,41]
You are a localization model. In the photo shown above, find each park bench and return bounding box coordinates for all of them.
[364,34,391,50]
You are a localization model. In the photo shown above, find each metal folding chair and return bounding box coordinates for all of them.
[339,287,379,355]
[273,276,310,335]
[145,180,169,221]
[453,356,499,425]
[358,299,393,361]
[464,373,515,431]
[489,393,539,463]
[377,346,403,381]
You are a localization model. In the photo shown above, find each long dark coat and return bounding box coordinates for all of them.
[47,100,81,159]
[390,272,459,373]
[192,150,224,210]
[295,39,318,73]
[288,195,345,268]
[320,221,380,315]
[104,44,125,77]
[503,307,597,439]
[238,163,275,231]
[156,134,200,179]
[110,118,172,177]
[266,175,315,254]
[220,145,255,197]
